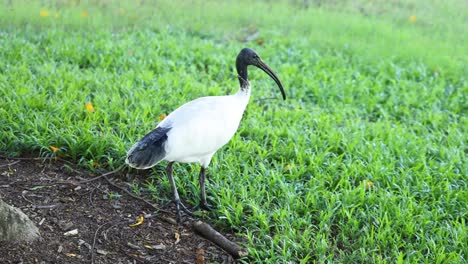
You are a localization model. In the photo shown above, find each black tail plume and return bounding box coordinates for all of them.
[126,126,171,169]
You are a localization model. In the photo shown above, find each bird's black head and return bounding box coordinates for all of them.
[236,48,261,67]
[236,48,286,100]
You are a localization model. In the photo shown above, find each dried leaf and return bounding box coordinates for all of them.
[86,102,95,113]
[196,248,205,264]
[409,15,417,23]
[153,244,166,250]
[96,249,108,255]
[364,180,374,190]
[129,215,144,227]
[50,145,60,152]
[174,232,181,244]
[30,185,47,191]
[144,245,153,249]
[127,242,140,249]
[257,39,264,45]
[64,229,79,236]
[40,10,49,17]
[65,253,76,257]
[158,114,167,121]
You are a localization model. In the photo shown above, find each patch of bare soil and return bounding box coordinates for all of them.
[0,156,237,263]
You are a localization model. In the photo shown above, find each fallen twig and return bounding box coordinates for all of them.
[193,221,248,259]
[32,204,59,209]
[21,191,34,204]
[28,165,125,188]
[2,154,175,222]
[56,165,125,186]
[103,176,172,214]
[89,183,101,208]
[0,154,76,166]
[0,160,20,168]
[91,221,111,264]
[90,220,127,263]
[0,154,125,186]
[160,216,178,225]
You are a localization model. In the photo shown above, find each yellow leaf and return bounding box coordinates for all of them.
[158,114,167,121]
[129,215,144,227]
[49,145,60,152]
[86,102,95,113]
[174,232,181,244]
[144,245,153,249]
[81,11,88,17]
[364,180,374,190]
[196,248,205,264]
[409,15,417,23]
[40,10,49,17]
[65,253,76,257]
[284,164,292,170]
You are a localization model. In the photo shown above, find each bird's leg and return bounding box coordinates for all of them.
[198,167,212,211]
[166,162,193,223]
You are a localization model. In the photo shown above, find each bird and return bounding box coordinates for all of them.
[125,48,286,222]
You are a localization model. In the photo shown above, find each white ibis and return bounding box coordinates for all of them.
[126,48,285,222]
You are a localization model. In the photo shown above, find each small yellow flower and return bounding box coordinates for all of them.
[364,180,374,190]
[284,164,292,170]
[54,12,59,18]
[40,10,49,17]
[158,114,167,121]
[158,114,166,121]
[86,102,95,113]
[409,15,417,23]
[81,11,88,17]
[49,145,60,152]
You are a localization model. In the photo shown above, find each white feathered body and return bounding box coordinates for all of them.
[163,89,250,166]
[126,86,251,169]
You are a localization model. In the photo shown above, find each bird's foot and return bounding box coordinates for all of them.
[195,202,213,211]
[164,199,193,223]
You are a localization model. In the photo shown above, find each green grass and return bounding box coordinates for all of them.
[1,0,467,263]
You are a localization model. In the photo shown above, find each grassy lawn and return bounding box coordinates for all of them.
[1,0,466,262]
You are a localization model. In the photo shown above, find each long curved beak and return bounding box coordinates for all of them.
[256,60,286,100]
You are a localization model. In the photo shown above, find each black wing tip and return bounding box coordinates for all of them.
[126,126,171,169]
[125,154,151,169]
[126,141,166,169]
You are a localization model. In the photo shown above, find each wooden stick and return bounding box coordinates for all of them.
[192,221,248,259]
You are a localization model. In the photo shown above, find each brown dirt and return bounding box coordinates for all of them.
[0,155,238,263]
